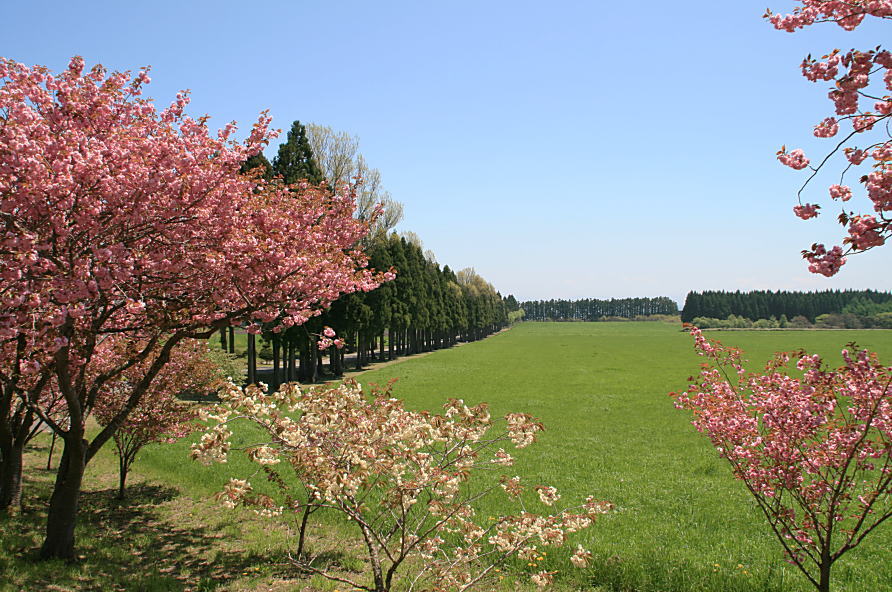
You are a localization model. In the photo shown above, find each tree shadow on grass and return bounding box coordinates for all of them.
[4,482,300,592]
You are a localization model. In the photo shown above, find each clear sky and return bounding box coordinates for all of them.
[5,1,891,306]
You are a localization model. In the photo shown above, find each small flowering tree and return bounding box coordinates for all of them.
[192,380,612,591]
[94,339,224,499]
[673,328,892,592]
[768,2,891,275]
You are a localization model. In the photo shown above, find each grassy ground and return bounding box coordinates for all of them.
[3,322,892,591]
[353,322,892,592]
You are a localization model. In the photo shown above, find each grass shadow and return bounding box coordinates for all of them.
[2,479,299,591]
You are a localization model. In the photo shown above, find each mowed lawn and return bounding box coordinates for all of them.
[354,322,892,592]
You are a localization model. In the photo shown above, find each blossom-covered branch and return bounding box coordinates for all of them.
[769,2,892,275]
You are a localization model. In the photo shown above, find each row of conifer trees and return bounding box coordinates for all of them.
[520,297,678,321]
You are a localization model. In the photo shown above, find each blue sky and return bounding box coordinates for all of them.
[5,1,891,306]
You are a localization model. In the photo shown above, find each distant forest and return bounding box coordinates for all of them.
[681,290,892,323]
[520,297,679,321]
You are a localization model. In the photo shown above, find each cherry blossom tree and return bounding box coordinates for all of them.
[192,379,612,592]
[769,1,892,275]
[0,56,383,559]
[674,328,892,592]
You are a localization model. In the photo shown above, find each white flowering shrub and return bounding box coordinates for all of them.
[192,379,611,591]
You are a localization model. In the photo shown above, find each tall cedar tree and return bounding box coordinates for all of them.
[273,121,324,185]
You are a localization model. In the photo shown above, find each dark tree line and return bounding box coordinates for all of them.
[520,297,678,321]
[680,289,892,324]
[232,121,514,387]
[256,235,513,387]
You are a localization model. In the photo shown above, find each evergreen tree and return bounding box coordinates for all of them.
[272,120,324,185]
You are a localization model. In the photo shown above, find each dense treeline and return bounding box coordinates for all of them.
[520,297,678,321]
[225,121,516,386]
[681,290,892,324]
[256,235,514,387]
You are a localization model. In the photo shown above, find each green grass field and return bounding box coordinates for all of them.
[4,322,892,591]
[351,322,892,592]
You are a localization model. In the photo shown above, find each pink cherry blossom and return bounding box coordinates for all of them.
[828,184,852,201]
[794,203,820,219]
[778,148,810,169]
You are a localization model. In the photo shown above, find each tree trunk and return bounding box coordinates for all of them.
[272,338,280,391]
[39,435,86,560]
[299,338,316,383]
[247,332,256,385]
[117,454,128,500]
[0,439,25,515]
[227,327,235,354]
[47,431,57,470]
[219,327,227,351]
[818,553,832,592]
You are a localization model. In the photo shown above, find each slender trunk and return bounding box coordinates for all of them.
[39,434,86,560]
[117,453,128,500]
[299,338,316,383]
[818,552,832,592]
[272,338,280,391]
[295,504,315,559]
[247,333,256,385]
[227,327,235,354]
[287,341,296,382]
[219,327,227,351]
[308,340,318,383]
[330,346,342,377]
[47,430,57,470]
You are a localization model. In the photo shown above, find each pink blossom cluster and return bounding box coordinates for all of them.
[794,203,821,219]
[829,184,853,201]
[846,214,886,248]
[813,117,839,137]
[674,328,892,590]
[315,327,345,350]
[777,148,811,170]
[193,380,611,591]
[766,1,891,32]
[768,4,892,275]
[804,243,847,276]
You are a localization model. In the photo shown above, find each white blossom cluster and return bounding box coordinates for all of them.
[191,379,612,590]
